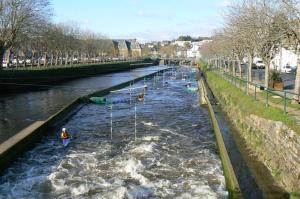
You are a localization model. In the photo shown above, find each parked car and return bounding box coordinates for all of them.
[2,59,8,68]
[281,65,292,73]
[12,59,17,65]
[25,59,32,64]
[255,60,265,69]
[12,58,25,65]
[72,57,78,63]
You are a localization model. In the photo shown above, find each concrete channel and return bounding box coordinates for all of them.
[0,67,169,174]
[198,76,242,199]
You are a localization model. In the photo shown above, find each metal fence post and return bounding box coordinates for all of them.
[266,90,269,107]
[284,92,287,114]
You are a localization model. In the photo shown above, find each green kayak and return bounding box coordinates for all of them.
[89,97,112,105]
[186,87,198,92]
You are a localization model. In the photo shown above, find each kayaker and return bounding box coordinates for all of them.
[185,82,191,87]
[137,93,145,101]
[60,128,71,140]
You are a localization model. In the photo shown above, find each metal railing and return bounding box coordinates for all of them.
[215,69,300,114]
[1,57,151,71]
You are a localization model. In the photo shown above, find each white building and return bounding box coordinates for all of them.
[271,48,297,70]
[188,40,212,59]
[187,42,202,58]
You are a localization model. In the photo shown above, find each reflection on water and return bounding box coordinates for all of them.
[0,66,167,143]
[0,67,227,198]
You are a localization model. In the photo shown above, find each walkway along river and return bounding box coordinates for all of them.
[0,66,167,144]
[0,67,227,198]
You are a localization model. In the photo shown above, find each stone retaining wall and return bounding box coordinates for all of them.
[209,75,300,194]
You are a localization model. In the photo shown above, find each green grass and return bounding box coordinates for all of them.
[222,72,300,110]
[259,91,300,110]
[206,71,300,135]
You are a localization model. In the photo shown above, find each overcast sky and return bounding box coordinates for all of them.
[51,0,230,42]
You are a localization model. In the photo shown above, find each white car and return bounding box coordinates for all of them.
[25,59,32,64]
[2,60,8,68]
[281,65,292,73]
[12,58,25,65]
[255,60,265,68]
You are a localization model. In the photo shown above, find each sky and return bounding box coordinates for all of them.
[51,0,230,42]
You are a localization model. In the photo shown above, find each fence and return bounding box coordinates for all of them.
[215,69,300,114]
[2,57,150,71]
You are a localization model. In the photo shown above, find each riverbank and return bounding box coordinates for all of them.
[204,69,300,196]
[197,77,241,198]
[0,59,158,91]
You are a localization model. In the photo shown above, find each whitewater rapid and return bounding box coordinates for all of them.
[0,67,227,198]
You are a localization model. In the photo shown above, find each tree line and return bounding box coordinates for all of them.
[0,0,117,68]
[200,0,300,97]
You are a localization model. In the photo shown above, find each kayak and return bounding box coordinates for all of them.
[90,97,131,105]
[62,138,71,146]
[90,97,112,105]
[186,87,198,92]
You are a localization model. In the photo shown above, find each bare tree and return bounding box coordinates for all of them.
[0,0,51,67]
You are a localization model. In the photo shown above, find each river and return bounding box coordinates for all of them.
[0,67,227,198]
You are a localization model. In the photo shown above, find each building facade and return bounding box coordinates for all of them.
[113,39,142,58]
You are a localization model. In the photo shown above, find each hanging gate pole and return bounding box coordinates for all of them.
[110,104,113,140]
[129,82,132,104]
[134,103,137,141]
[163,71,165,87]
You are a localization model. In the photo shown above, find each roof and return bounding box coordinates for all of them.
[113,39,141,50]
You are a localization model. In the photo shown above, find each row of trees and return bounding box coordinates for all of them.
[177,35,211,42]
[200,0,300,96]
[19,24,117,67]
[0,0,117,68]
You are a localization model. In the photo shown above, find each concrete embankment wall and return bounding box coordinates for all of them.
[198,76,242,199]
[0,60,158,91]
[205,71,300,197]
[0,67,168,174]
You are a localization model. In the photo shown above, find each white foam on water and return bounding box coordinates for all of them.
[175,193,193,199]
[70,184,88,196]
[7,175,48,198]
[116,158,153,188]
[141,135,160,141]
[192,103,199,108]
[129,142,155,155]
[127,184,153,199]
[48,172,68,192]
[141,121,156,127]
[106,186,127,199]
[160,128,188,138]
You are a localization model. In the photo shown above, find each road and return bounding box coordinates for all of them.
[241,66,296,91]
